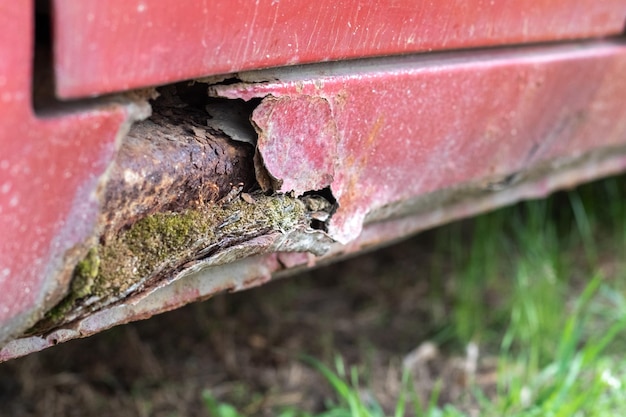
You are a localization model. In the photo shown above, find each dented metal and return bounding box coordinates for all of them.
[6,142,626,361]
[27,85,338,334]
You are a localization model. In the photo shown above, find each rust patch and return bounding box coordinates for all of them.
[10,141,626,362]
[100,86,257,238]
[27,83,337,336]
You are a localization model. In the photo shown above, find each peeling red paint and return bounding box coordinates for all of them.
[3,1,626,361]
[212,41,626,243]
[6,142,626,361]
[252,96,338,194]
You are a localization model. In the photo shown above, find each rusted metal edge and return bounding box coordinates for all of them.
[3,142,626,361]
[210,39,626,243]
[0,96,152,347]
[5,39,626,359]
[99,87,259,239]
[22,84,337,339]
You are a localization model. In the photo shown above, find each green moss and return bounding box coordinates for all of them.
[43,193,307,328]
[125,211,206,257]
[44,298,74,324]
[71,248,100,298]
[43,248,101,325]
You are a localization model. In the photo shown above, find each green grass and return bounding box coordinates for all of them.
[202,177,626,417]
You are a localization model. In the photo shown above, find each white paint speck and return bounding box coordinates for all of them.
[8,196,19,207]
[1,182,10,194]
[137,3,146,12]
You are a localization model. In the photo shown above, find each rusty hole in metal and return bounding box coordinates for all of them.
[161,81,340,233]
[302,187,338,232]
[207,76,245,86]
[28,78,340,335]
[99,82,261,239]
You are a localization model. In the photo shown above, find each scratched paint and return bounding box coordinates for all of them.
[52,0,626,98]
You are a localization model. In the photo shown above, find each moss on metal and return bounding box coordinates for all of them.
[72,248,101,298]
[42,193,306,327]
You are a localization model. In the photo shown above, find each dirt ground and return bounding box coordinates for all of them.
[0,228,501,417]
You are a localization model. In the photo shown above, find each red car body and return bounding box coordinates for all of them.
[1,1,626,360]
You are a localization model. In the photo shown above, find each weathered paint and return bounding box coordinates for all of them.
[252,95,339,194]
[31,193,320,333]
[211,40,626,243]
[52,0,626,98]
[5,142,626,361]
[0,2,146,344]
[3,1,626,361]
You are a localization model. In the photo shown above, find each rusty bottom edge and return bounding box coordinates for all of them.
[2,142,626,362]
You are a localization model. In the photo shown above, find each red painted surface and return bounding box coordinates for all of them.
[212,41,626,242]
[52,0,626,98]
[0,2,132,340]
[3,0,626,357]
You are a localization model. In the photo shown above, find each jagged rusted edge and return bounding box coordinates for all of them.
[24,84,337,337]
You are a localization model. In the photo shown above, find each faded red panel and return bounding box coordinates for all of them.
[0,3,133,342]
[212,41,626,243]
[53,0,626,98]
